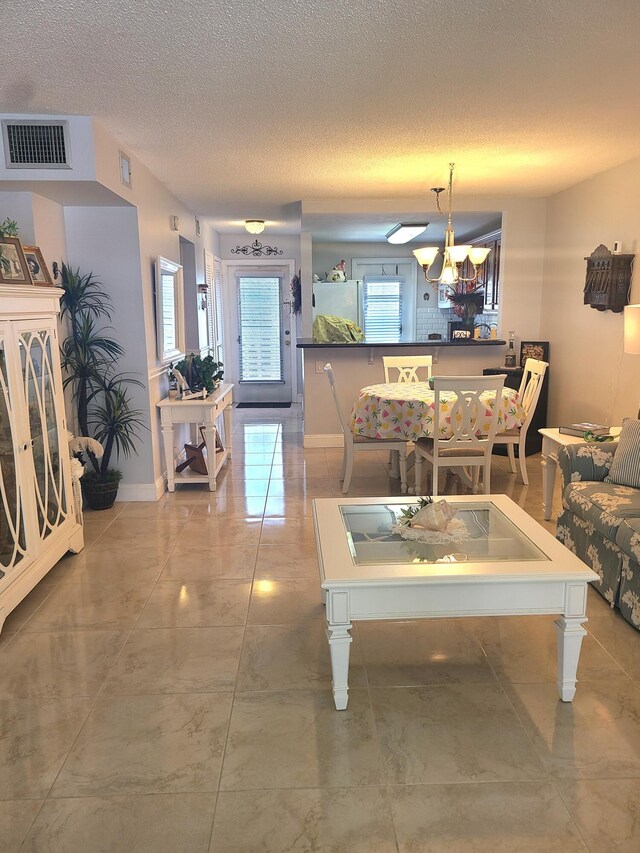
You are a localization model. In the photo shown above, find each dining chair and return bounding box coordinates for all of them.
[382,355,433,383]
[323,363,408,494]
[413,374,506,496]
[494,358,549,485]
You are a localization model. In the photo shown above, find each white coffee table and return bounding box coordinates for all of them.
[539,427,621,520]
[313,494,598,710]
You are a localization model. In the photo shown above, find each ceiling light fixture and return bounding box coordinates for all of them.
[412,163,490,287]
[386,223,428,244]
[245,219,265,234]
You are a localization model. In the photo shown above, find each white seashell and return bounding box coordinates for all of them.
[409,500,457,531]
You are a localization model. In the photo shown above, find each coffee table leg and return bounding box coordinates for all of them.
[554,616,587,701]
[327,623,352,710]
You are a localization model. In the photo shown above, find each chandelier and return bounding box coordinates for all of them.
[412,163,490,287]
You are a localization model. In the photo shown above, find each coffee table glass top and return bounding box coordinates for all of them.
[339,500,548,566]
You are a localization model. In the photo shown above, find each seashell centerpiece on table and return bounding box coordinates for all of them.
[392,497,468,544]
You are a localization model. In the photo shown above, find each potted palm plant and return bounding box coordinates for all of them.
[60,263,146,510]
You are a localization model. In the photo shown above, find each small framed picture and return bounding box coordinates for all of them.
[0,236,31,285]
[520,341,549,365]
[22,246,54,286]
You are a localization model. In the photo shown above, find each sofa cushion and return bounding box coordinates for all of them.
[616,517,640,562]
[605,418,640,489]
[563,481,640,540]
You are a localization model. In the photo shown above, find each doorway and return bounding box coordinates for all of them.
[225,262,295,404]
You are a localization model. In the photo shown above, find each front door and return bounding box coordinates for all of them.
[229,267,293,404]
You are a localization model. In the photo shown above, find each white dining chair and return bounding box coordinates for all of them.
[414,375,506,496]
[382,355,433,383]
[324,363,408,494]
[494,358,548,485]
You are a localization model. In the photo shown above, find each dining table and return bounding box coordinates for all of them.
[350,381,526,441]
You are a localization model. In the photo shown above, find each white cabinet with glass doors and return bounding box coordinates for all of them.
[0,285,83,636]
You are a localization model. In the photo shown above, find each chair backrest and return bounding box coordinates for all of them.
[383,355,433,384]
[517,358,549,423]
[323,363,351,438]
[433,375,506,453]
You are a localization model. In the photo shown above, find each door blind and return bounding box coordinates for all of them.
[238,276,283,382]
[363,278,403,342]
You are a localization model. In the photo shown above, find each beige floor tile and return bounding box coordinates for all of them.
[267,477,334,498]
[0,698,92,798]
[0,630,125,698]
[52,692,233,796]
[359,619,497,687]
[259,516,316,545]
[117,500,195,520]
[264,495,315,516]
[82,503,128,522]
[201,478,271,498]
[237,622,366,691]
[178,518,262,548]
[81,520,114,546]
[0,800,44,851]
[191,493,267,518]
[22,793,217,853]
[103,626,243,694]
[330,477,406,497]
[0,577,59,634]
[586,607,640,681]
[371,684,547,785]
[226,463,273,480]
[220,689,383,790]
[270,457,330,478]
[94,517,186,546]
[247,577,324,624]
[254,542,319,579]
[504,678,640,779]
[389,782,585,852]
[24,580,155,632]
[61,545,171,584]
[210,787,396,852]
[469,615,625,684]
[556,778,640,852]
[137,580,251,628]
[162,542,257,580]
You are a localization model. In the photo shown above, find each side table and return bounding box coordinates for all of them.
[539,427,620,520]
[157,383,234,492]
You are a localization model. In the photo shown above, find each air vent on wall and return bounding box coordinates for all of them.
[2,120,71,169]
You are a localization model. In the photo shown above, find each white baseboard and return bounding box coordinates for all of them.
[303,433,343,448]
[116,475,166,502]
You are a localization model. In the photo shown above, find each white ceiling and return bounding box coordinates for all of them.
[2,0,640,237]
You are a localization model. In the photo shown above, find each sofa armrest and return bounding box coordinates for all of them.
[557,443,618,491]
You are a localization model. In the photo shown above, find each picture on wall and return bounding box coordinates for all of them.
[0,236,31,285]
[520,341,549,365]
[22,246,54,286]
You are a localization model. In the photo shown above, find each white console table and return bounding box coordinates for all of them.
[157,383,234,492]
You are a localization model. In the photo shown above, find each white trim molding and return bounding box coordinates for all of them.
[116,475,166,502]
[303,433,344,448]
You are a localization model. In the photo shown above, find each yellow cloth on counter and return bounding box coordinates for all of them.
[312,315,364,343]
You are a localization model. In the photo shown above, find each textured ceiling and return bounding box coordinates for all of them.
[2,0,640,233]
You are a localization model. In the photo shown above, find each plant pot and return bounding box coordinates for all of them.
[81,477,120,511]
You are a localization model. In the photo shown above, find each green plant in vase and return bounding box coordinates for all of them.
[173,352,224,394]
[447,286,485,327]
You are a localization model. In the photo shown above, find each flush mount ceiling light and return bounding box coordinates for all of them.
[245,219,265,234]
[412,163,490,287]
[386,223,429,244]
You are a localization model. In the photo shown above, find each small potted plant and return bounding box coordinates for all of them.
[447,285,485,329]
[60,263,146,510]
[173,352,224,394]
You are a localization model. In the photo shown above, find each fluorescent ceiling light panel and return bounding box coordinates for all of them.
[386,223,428,244]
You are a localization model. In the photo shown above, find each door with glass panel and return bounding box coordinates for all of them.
[232,270,292,403]
[15,320,72,546]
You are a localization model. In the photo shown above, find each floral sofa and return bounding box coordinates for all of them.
[556,442,640,630]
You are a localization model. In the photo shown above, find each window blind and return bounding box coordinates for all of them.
[238,276,283,382]
[214,257,224,364]
[363,278,403,342]
[204,250,215,352]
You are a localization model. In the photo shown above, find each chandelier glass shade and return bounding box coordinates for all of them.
[412,163,490,288]
[245,219,265,234]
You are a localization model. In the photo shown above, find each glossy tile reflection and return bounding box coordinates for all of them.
[1,403,638,852]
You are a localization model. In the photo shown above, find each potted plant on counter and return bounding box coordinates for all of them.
[447,285,485,329]
[60,263,146,510]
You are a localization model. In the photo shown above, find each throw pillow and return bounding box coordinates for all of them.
[605,418,640,489]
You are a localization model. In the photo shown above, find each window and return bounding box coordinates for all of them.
[237,275,283,382]
[363,277,403,343]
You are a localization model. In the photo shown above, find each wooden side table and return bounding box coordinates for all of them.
[539,427,620,520]
[157,383,234,492]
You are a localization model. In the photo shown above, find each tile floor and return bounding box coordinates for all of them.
[1,404,640,851]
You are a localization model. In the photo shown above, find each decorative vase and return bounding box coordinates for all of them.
[81,478,120,511]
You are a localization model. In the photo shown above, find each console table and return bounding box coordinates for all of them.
[157,383,234,492]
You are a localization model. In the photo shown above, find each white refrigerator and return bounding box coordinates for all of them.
[312,280,363,327]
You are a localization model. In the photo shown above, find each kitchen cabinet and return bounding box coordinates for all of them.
[462,229,501,312]
[0,285,83,635]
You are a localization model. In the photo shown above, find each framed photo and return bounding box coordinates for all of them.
[0,236,31,285]
[520,340,549,365]
[22,245,53,286]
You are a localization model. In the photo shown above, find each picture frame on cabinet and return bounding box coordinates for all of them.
[22,246,54,286]
[0,236,31,285]
[520,340,549,366]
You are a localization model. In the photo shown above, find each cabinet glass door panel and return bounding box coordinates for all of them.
[19,328,68,540]
[0,333,27,573]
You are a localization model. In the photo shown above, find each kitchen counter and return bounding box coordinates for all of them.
[297,338,506,348]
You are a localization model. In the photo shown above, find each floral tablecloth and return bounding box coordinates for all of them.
[350,382,526,440]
